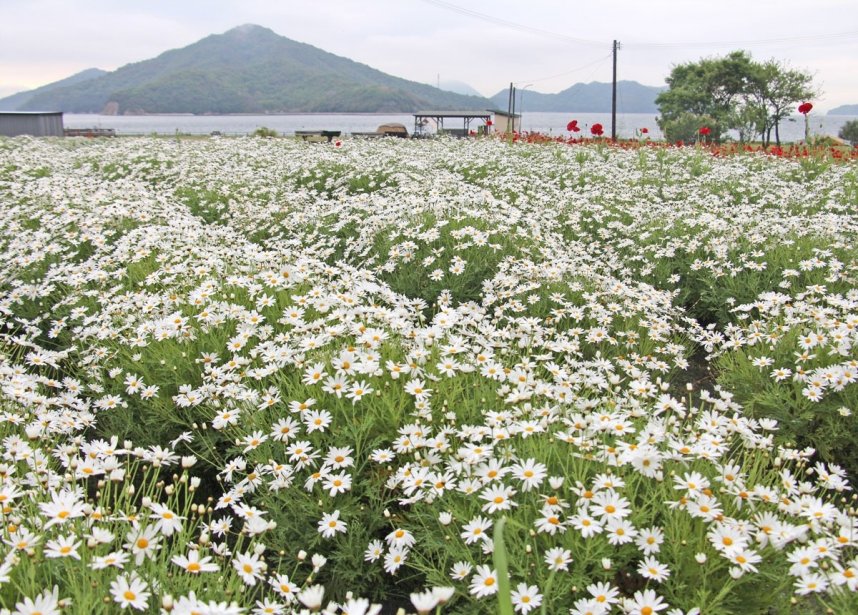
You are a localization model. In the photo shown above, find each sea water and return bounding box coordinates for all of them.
[63,112,857,142]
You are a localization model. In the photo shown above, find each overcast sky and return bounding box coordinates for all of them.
[2,0,857,111]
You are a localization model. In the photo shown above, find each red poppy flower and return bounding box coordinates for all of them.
[590,123,604,137]
[566,120,580,132]
[698,126,711,136]
[486,119,493,126]
[798,102,813,115]
[640,127,649,134]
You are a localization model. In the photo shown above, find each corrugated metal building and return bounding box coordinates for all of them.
[0,112,64,137]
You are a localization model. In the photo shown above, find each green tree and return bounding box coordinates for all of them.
[745,60,816,147]
[656,51,816,145]
[839,119,858,145]
[656,51,756,142]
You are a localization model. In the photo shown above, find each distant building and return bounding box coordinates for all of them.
[0,112,64,137]
[490,110,521,133]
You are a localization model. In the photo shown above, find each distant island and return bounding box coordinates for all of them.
[0,24,664,115]
[827,104,858,115]
[489,81,664,114]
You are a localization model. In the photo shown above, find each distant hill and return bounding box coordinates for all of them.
[438,80,484,98]
[828,104,858,115]
[6,25,492,114]
[0,68,107,111]
[490,80,665,113]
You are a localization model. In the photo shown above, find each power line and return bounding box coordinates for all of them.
[625,30,858,49]
[414,0,858,49]
[414,0,605,46]
[512,54,613,87]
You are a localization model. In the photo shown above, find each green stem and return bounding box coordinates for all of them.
[493,516,514,615]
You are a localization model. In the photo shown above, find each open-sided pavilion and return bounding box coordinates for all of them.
[413,110,493,137]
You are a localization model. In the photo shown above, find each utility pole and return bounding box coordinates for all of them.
[511,86,516,132]
[507,82,514,133]
[611,40,621,141]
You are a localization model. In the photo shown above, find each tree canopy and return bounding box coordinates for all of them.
[656,51,817,146]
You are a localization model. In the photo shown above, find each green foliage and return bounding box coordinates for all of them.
[175,186,231,224]
[251,126,278,138]
[838,119,858,146]
[657,51,755,142]
[656,51,816,146]
[659,112,721,144]
[372,214,539,311]
[716,347,858,481]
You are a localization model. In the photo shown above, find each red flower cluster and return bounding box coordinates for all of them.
[566,120,580,133]
[698,126,711,136]
[798,102,813,115]
[590,123,604,137]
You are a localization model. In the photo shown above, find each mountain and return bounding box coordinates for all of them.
[8,25,492,114]
[0,68,108,111]
[828,104,858,115]
[438,80,484,98]
[490,80,665,113]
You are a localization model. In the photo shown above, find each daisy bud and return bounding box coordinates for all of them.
[439,512,452,525]
[601,558,612,570]
[162,594,174,611]
[182,456,197,468]
[695,553,707,564]
[142,497,152,508]
[384,508,391,518]
[254,543,266,556]
[190,477,201,489]
[165,485,174,495]
[298,549,307,561]
[312,553,327,570]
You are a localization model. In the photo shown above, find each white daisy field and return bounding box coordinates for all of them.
[0,134,856,614]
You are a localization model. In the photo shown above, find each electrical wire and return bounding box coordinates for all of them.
[414,0,858,49]
[626,30,858,48]
[415,0,606,46]
[512,54,613,87]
